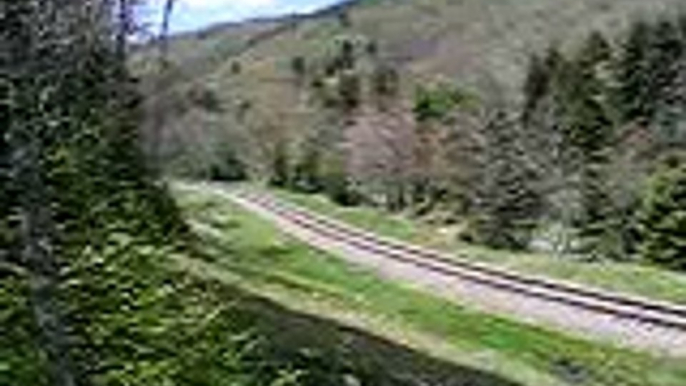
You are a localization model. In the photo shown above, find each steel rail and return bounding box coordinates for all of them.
[234,189,686,333]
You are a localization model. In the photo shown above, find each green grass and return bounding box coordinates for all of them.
[268,187,686,306]
[173,183,686,386]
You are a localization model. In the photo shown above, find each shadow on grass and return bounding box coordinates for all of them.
[229,289,524,386]
[185,208,524,385]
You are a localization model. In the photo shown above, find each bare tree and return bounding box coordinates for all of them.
[149,0,176,172]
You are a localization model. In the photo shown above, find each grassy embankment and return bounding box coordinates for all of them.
[172,183,686,386]
[269,187,686,305]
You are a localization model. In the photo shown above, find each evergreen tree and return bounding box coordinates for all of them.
[471,111,542,250]
[653,17,686,147]
[616,20,655,123]
[0,87,16,255]
[269,141,291,187]
[567,32,619,259]
[637,159,686,270]
[292,145,323,193]
[521,53,551,126]
[1,3,261,386]
[520,45,571,177]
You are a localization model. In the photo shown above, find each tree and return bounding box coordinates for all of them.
[566,32,619,259]
[470,111,542,250]
[323,156,359,206]
[616,20,655,123]
[1,1,212,385]
[209,145,247,181]
[231,61,242,75]
[337,70,362,118]
[292,144,323,193]
[520,47,578,250]
[290,55,307,85]
[521,53,552,126]
[413,84,462,122]
[637,160,686,270]
[371,63,400,110]
[652,18,686,148]
[338,39,356,71]
[269,141,291,187]
[4,3,86,384]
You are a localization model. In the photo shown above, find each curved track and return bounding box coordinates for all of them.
[218,186,686,356]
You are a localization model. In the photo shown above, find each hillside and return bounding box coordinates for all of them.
[135,0,685,175]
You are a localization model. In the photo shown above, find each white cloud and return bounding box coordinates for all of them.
[180,0,277,10]
[142,0,339,33]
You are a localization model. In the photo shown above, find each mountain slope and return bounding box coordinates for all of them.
[135,0,686,175]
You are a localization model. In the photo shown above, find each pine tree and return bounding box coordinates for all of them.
[637,159,686,270]
[616,20,655,124]
[520,46,570,180]
[567,33,619,259]
[521,53,552,126]
[471,111,542,250]
[653,17,686,147]
[0,82,16,255]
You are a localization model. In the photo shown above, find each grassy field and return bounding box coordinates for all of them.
[173,183,686,386]
[268,187,686,306]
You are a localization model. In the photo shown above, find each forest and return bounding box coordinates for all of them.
[2,1,686,386]
[219,12,686,269]
[1,2,350,385]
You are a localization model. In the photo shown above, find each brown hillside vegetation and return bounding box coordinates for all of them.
[135,0,684,176]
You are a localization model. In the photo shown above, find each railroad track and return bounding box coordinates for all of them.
[218,186,686,355]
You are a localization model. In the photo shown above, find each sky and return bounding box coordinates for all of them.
[142,0,344,34]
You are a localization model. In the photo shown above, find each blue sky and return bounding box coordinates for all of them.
[142,0,344,33]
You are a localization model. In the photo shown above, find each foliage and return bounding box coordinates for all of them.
[0,270,49,386]
[322,158,359,207]
[336,71,362,114]
[563,32,619,259]
[291,56,307,83]
[269,141,291,188]
[637,160,686,270]
[180,187,686,386]
[469,111,542,250]
[210,145,247,181]
[371,63,400,106]
[1,1,298,385]
[413,84,465,122]
[291,145,324,194]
